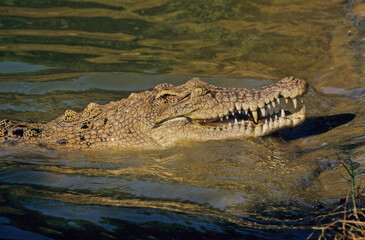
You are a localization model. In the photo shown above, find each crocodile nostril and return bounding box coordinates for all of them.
[12,129,24,137]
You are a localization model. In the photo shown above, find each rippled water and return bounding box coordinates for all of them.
[0,0,364,239]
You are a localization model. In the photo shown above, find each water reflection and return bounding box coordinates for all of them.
[0,139,322,238]
[0,62,50,73]
[0,73,274,94]
[0,139,319,211]
[0,0,354,79]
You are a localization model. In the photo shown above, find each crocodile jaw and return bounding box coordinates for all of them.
[150,99,306,147]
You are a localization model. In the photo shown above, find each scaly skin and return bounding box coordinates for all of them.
[0,76,308,150]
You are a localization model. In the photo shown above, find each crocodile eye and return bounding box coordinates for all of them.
[194,87,203,95]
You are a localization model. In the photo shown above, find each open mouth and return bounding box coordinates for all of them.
[194,96,305,130]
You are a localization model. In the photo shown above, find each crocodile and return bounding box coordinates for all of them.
[0,76,308,150]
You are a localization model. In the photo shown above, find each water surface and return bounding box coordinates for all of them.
[0,0,364,239]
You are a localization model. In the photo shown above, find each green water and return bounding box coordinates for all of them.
[0,0,364,239]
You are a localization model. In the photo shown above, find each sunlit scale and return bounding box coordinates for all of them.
[196,96,305,136]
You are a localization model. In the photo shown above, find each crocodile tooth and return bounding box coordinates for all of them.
[240,122,245,131]
[232,112,235,116]
[246,122,253,135]
[285,98,288,104]
[276,98,280,104]
[265,119,268,125]
[262,121,269,134]
[279,116,286,128]
[252,110,258,123]
[220,118,223,121]
[255,124,262,136]
[238,110,242,114]
[271,101,276,108]
[269,117,273,123]
[292,98,297,109]
[275,115,278,120]
[300,98,304,103]
[234,118,238,125]
[268,119,273,127]
[226,115,229,120]
[281,109,285,117]
[267,104,274,116]
[228,122,232,128]
[245,110,248,115]
[260,108,266,117]
[241,119,244,125]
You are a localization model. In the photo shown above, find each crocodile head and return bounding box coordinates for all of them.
[149,77,308,147]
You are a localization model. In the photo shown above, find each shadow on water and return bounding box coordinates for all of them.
[277,114,356,140]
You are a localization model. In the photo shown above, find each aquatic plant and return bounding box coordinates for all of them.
[308,154,365,239]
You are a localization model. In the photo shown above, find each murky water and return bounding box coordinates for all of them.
[0,0,364,239]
